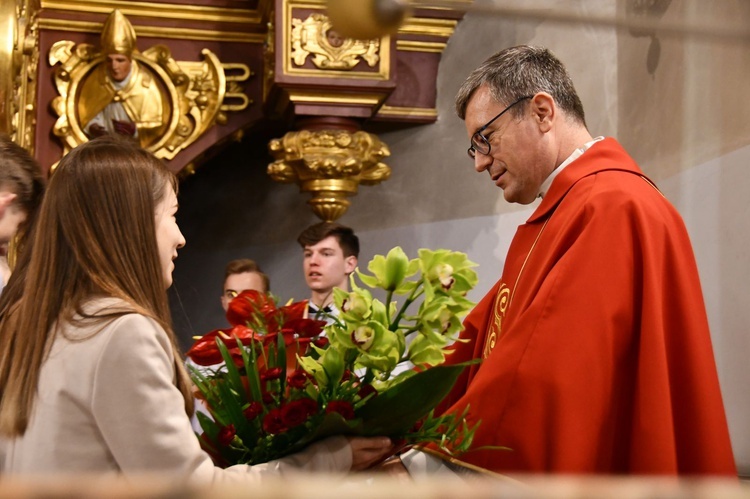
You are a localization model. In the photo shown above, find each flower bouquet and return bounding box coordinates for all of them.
[187,247,480,467]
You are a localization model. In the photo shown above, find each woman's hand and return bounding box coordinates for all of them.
[347,436,394,471]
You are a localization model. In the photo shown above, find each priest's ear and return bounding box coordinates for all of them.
[529,92,555,133]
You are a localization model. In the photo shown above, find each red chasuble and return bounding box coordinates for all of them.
[437,138,736,475]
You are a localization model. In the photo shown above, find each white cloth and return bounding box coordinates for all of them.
[538,136,605,198]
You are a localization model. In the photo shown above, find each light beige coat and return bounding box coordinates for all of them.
[0,298,351,483]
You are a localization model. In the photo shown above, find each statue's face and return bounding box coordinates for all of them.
[326,29,345,48]
[106,54,132,82]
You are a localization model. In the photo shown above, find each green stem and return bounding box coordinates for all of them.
[401,326,420,337]
[390,284,424,331]
[385,289,393,324]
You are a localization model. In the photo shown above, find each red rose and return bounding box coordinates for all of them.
[261,367,283,381]
[325,400,355,420]
[341,370,352,382]
[243,401,263,421]
[262,391,275,404]
[262,408,286,434]
[357,384,378,400]
[281,398,318,427]
[217,424,236,446]
[298,397,318,415]
[287,370,310,389]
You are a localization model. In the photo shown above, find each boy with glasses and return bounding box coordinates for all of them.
[220,258,269,312]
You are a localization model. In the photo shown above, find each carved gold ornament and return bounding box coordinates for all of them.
[0,0,40,153]
[291,13,379,70]
[268,129,391,221]
[48,9,251,161]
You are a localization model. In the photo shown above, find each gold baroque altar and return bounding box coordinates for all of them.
[1,0,469,220]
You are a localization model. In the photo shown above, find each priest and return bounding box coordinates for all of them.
[433,45,735,475]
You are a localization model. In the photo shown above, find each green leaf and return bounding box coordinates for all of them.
[217,339,247,406]
[196,411,221,442]
[355,363,469,435]
[240,344,263,403]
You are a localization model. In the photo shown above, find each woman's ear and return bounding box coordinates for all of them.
[0,192,18,217]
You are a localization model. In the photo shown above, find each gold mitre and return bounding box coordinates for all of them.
[100,9,137,56]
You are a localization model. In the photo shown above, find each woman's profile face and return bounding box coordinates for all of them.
[154,185,185,288]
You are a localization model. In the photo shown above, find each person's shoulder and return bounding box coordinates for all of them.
[585,169,671,206]
[93,311,173,367]
[73,298,167,345]
[580,170,685,229]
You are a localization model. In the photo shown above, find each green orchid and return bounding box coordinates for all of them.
[418,295,475,339]
[356,327,405,374]
[408,333,450,367]
[333,287,372,323]
[298,344,345,388]
[357,246,418,293]
[419,249,478,301]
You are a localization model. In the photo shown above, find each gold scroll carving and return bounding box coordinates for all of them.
[290,13,379,70]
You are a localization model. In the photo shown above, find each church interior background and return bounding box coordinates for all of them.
[2,0,749,488]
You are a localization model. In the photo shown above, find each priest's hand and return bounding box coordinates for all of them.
[347,437,394,471]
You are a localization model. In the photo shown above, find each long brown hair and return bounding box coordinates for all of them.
[0,136,193,436]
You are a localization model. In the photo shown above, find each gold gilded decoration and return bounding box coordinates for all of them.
[291,13,379,70]
[49,9,252,161]
[0,0,41,153]
[100,8,135,55]
[483,284,510,359]
[263,18,275,102]
[283,2,390,80]
[42,0,263,24]
[267,129,391,221]
[39,18,266,44]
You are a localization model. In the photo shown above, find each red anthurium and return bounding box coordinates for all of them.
[278,300,308,322]
[227,290,278,328]
[281,318,327,338]
[186,325,260,366]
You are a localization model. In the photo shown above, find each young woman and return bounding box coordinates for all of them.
[0,137,392,480]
